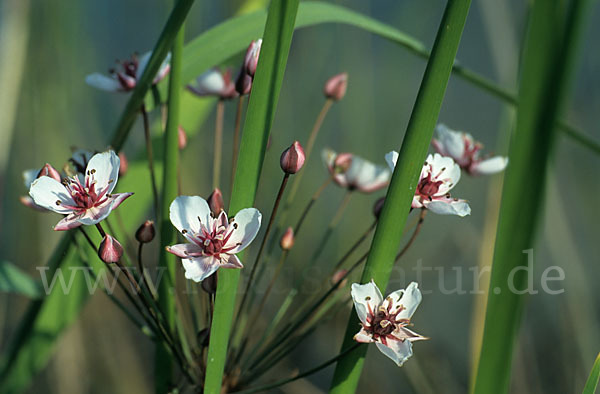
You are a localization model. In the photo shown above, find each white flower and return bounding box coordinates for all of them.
[85,51,171,93]
[188,68,237,99]
[386,151,471,217]
[166,196,262,282]
[322,148,391,193]
[432,124,508,175]
[28,151,133,230]
[352,281,427,366]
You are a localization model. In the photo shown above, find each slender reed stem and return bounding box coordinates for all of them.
[231,95,245,190]
[141,104,159,217]
[237,173,290,319]
[213,99,225,189]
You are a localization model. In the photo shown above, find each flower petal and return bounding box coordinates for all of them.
[54,213,84,231]
[351,280,383,325]
[107,192,133,210]
[375,340,413,366]
[181,256,220,282]
[435,124,465,160]
[190,69,226,96]
[77,204,114,226]
[386,282,422,320]
[86,151,120,194]
[85,73,121,92]
[225,208,262,253]
[166,243,204,258]
[346,156,390,193]
[220,254,243,269]
[169,195,211,235]
[29,177,76,214]
[471,156,508,175]
[354,327,375,343]
[428,153,461,194]
[384,151,399,170]
[424,197,471,217]
[395,326,428,342]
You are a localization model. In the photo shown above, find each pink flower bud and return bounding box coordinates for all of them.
[98,235,124,264]
[37,163,61,182]
[135,220,155,243]
[201,272,217,294]
[178,126,188,150]
[280,227,295,250]
[331,269,348,287]
[118,152,128,176]
[235,71,253,95]
[280,141,306,174]
[373,197,385,219]
[324,72,348,101]
[244,39,262,77]
[207,188,224,216]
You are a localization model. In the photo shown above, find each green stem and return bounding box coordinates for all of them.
[330,1,472,392]
[155,14,185,393]
[473,0,592,392]
[203,2,300,392]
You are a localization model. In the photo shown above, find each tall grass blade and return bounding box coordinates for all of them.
[473,0,593,393]
[154,11,186,393]
[583,353,600,394]
[203,1,299,392]
[329,1,472,392]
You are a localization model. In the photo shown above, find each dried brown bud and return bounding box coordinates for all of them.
[207,188,224,216]
[201,272,218,294]
[118,152,128,176]
[280,141,306,174]
[324,72,348,101]
[332,269,348,287]
[178,126,188,150]
[373,197,386,219]
[98,235,124,264]
[37,163,61,182]
[136,220,155,243]
[280,227,295,250]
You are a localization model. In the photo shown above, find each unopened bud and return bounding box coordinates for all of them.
[118,152,128,176]
[324,72,348,101]
[136,220,155,243]
[98,235,124,264]
[332,269,348,287]
[280,141,306,174]
[280,227,295,250]
[37,163,61,182]
[178,126,188,150]
[243,39,262,77]
[373,197,385,219]
[207,188,224,216]
[201,272,217,294]
[235,71,253,95]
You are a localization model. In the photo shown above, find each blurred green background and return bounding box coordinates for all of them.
[1,0,599,393]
